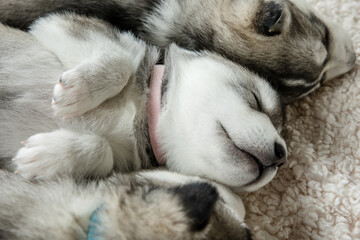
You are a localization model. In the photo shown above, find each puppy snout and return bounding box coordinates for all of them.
[274,142,286,167]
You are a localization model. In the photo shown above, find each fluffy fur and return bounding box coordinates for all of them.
[0,169,251,239]
[0,13,286,191]
[0,0,355,103]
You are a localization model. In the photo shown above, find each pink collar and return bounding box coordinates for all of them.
[148,65,166,165]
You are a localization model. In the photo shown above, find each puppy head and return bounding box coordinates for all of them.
[108,171,251,240]
[159,45,286,192]
[219,0,356,103]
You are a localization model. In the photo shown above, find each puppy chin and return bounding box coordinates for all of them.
[234,166,278,192]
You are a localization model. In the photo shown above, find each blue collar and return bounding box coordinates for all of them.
[87,205,104,240]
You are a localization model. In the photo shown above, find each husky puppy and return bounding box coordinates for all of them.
[0,169,251,239]
[0,13,286,192]
[0,0,356,103]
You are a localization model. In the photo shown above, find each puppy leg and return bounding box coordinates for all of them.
[30,13,149,117]
[13,129,113,179]
[51,54,135,117]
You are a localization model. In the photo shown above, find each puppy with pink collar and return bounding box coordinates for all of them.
[1,13,286,192]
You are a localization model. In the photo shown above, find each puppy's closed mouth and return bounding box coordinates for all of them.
[219,123,279,186]
[239,148,265,176]
[220,123,268,174]
[235,145,279,185]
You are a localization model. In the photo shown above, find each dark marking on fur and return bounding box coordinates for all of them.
[255,1,283,36]
[0,219,18,240]
[172,183,218,232]
[276,80,319,103]
[156,50,166,65]
[246,228,253,240]
[192,25,216,51]
[0,157,14,171]
[145,146,159,167]
[97,0,162,32]
[63,14,119,41]
[0,0,162,31]
[0,90,19,108]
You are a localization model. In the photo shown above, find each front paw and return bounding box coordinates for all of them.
[13,133,69,179]
[52,69,95,118]
[13,130,114,180]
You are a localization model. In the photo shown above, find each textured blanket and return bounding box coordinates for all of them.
[243,0,360,239]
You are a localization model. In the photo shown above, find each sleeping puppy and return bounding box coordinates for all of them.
[0,13,286,192]
[0,0,356,103]
[0,169,251,240]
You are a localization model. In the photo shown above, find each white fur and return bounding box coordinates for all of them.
[159,48,286,191]
[14,129,114,178]
[30,14,146,70]
[4,13,286,191]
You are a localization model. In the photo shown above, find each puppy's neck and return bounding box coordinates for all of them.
[148,64,166,165]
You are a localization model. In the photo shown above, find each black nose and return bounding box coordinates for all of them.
[274,142,286,167]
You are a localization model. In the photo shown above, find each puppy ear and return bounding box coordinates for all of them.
[172,182,219,231]
[255,1,284,36]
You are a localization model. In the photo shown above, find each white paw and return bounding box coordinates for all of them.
[13,132,71,179]
[13,130,114,180]
[52,69,94,117]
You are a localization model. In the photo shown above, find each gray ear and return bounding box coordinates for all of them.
[255,1,284,36]
[171,182,219,231]
[268,11,283,34]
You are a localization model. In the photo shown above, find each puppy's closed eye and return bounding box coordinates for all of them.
[251,92,262,112]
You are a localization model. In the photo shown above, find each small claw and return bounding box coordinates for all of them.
[20,141,28,145]
[14,170,20,174]
[52,98,57,105]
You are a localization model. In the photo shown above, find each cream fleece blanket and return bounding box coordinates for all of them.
[243,0,360,239]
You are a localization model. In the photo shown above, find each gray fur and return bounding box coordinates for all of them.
[0,169,251,240]
[0,14,158,173]
[0,0,355,103]
[0,13,286,192]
